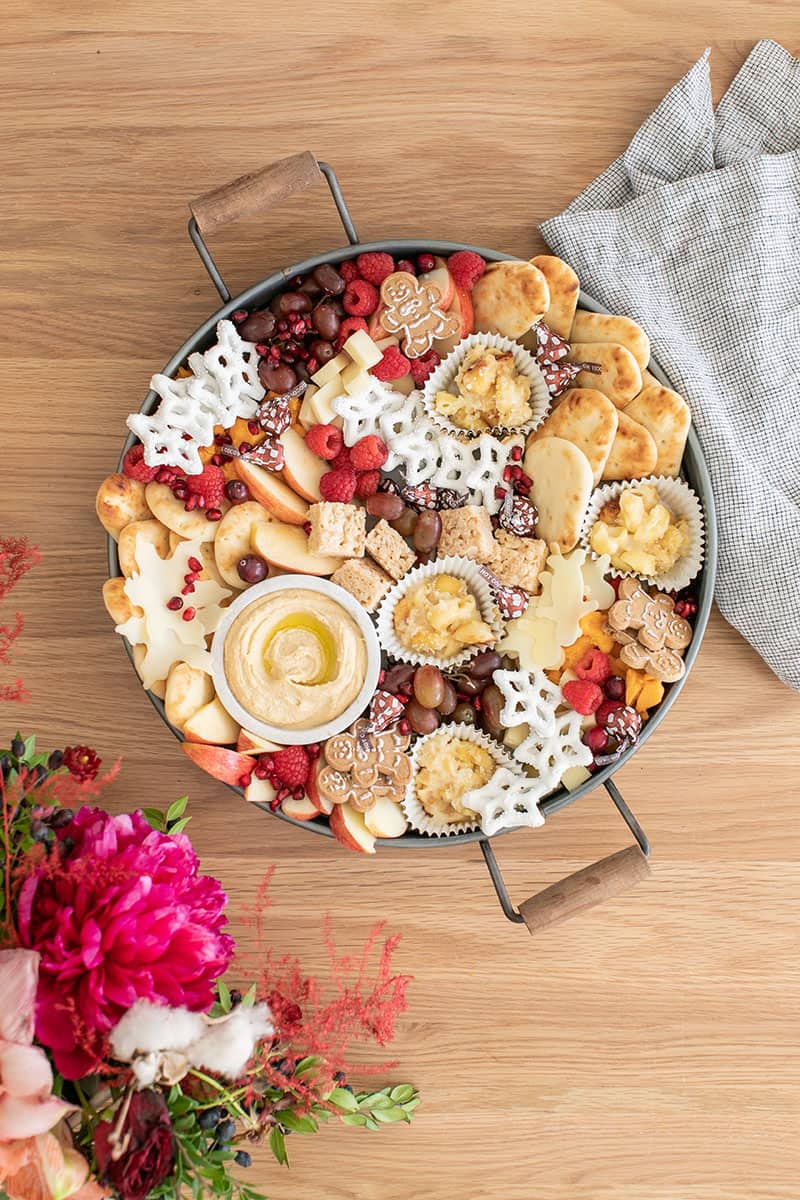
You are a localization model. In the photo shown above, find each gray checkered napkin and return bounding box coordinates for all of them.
[541,40,800,692]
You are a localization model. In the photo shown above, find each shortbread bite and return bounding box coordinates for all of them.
[488,530,548,594]
[437,505,494,561]
[365,520,416,581]
[331,557,393,612]
[307,502,366,558]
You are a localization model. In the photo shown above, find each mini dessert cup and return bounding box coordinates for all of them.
[211,575,382,747]
[423,332,550,440]
[580,475,704,593]
[375,554,504,671]
[402,725,516,837]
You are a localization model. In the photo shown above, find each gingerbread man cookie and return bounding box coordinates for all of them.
[380,272,460,358]
[606,578,692,682]
[318,720,412,812]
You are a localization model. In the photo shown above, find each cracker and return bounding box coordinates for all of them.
[601,410,658,481]
[624,385,691,477]
[565,342,642,408]
[525,437,593,552]
[95,473,152,541]
[527,388,618,485]
[530,255,580,340]
[472,261,550,339]
[569,311,651,371]
[117,519,171,578]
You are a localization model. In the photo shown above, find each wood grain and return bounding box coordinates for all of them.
[2,9,799,1199]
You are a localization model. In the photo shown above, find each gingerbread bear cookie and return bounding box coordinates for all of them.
[606,577,692,682]
[318,720,412,812]
[379,272,460,358]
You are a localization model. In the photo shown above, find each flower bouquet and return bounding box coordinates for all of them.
[0,538,418,1200]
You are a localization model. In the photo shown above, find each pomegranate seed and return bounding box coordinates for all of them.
[173,484,187,501]
[396,692,409,704]
[196,495,206,509]
[182,606,196,621]
[502,465,513,481]
[232,309,247,322]
[303,521,312,535]
[255,763,269,779]
[184,572,198,584]
[473,697,482,711]
[185,495,198,511]
[292,786,304,800]
[510,445,523,462]
[206,508,222,521]
[239,772,253,788]
[214,433,226,445]
[181,583,195,595]
[155,466,172,483]
[398,719,411,734]
[247,420,260,435]
[239,442,252,454]
[166,596,183,611]
[255,343,269,355]
[519,471,532,487]
[494,485,507,500]
[211,453,224,466]
[306,357,319,374]
[510,465,523,480]
[378,669,386,684]
[269,796,281,811]
[307,743,320,758]
[297,346,310,361]
[188,557,202,573]
[277,786,290,802]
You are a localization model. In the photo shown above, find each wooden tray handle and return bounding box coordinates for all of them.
[189,152,323,236]
[517,844,650,934]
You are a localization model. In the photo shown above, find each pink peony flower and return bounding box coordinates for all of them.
[17,808,234,1080]
[0,949,73,1141]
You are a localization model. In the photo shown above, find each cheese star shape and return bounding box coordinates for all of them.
[117,536,231,690]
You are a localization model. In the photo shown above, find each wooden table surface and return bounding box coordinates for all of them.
[2,6,799,1198]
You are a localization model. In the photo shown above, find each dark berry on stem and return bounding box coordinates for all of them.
[234,1151,252,1168]
[47,749,64,770]
[11,737,25,759]
[216,1118,236,1143]
[198,1106,222,1131]
[50,808,74,829]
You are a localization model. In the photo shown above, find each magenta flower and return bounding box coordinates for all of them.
[17,808,234,1080]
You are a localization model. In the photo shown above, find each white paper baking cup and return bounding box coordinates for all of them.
[210,575,382,747]
[375,555,504,671]
[579,475,704,593]
[422,333,550,440]
[402,725,516,837]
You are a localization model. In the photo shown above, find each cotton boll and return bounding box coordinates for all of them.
[131,1052,159,1088]
[111,999,205,1061]
[189,1004,274,1080]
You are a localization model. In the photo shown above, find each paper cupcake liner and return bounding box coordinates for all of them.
[402,725,517,837]
[580,475,704,593]
[422,332,550,440]
[375,555,504,671]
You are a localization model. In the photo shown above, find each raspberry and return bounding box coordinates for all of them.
[417,253,435,273]
[185,464,225,509]
[271,746,310,789]
[370,345,410,382]
[395,259,416,275]
[595,698,624,728]
[122,443,158,483]
[562,679,603,716]
[409,349,441,386]
[340,260,360,283]
[319,467,357,503]
[350,435,389,471]
[354,469,381,498]
[574,648,612,684]
[305,423,343,461]
[329,446,352,471]
[336,316,369,349]
[356,252,395,286]
[447,250,486,290]
[63,745,101,783]
[342,279,379,316]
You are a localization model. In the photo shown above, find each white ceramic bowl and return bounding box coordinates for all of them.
[211,574,382,746]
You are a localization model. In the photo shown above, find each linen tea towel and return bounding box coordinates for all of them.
[540,40,800,692]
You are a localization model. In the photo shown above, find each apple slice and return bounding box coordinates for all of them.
[233,459,309,526]
[305,758,334,816]
[433,282,474,357]
[183,696,241,745]
[164,662,215,732]
[237,729,284,755]
[329,802,376,854]
[363,795,409,839]
[182,742,252,785]
[280,426,330,503]
[245,775,278,805]
[418,256,455,309]
[281,793,319,821]
[368,304,390,341]
[251,520,340,577]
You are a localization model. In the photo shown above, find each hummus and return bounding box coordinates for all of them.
[223,588,368,731]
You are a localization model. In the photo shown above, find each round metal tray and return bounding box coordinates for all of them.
[108,155,717,928]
